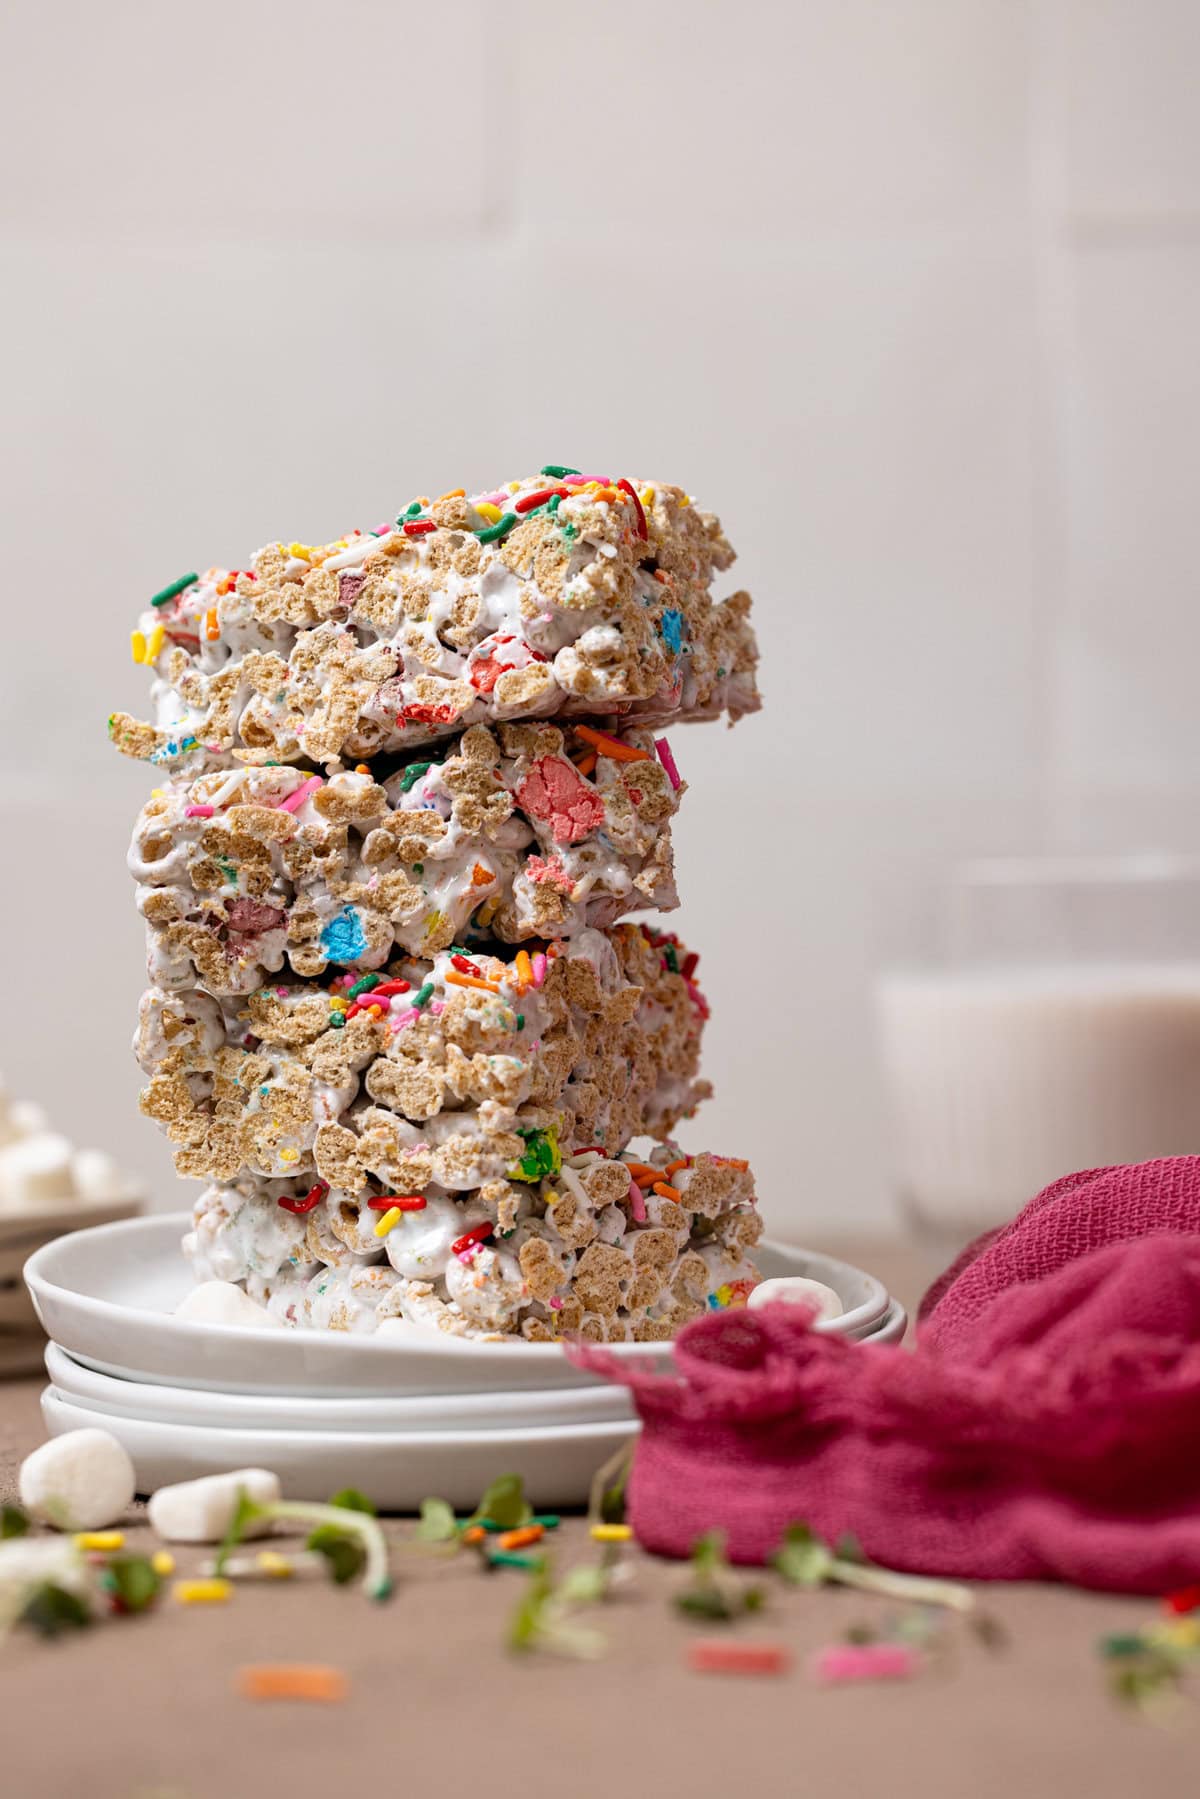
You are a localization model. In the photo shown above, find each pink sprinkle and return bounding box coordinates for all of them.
[561,474,610,486]
[627,1178,647,1222]
[810,1643,921,1685]
[549,1296,564,1311]
[276,775,323,815]
[389,1008,419,1032]
[479,490,508,507]
[531,953,547,988]
[654,737,681,790]
[184,804,215,818]
[428,999,445,1016]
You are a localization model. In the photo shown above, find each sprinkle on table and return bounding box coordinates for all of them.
[174,1578,232,1605]
[688,1639,791,1677]
[75,1531,124,1552]
[809,1642,922,1684]
[590,1523,633,1544]
[237,1664,348,1704]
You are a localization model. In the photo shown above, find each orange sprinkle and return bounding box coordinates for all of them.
[663,1159,690,1176]
[573,725,652,764]
[593,486,618,503]
[462,1526,486,1546]
[716,1158,750,1171]
[652,1182,682,1202]
[355,763,371,775]
[204,607,220,641]
[437,488,466,501]
[622,1163,660,1182]
[497,1524,545,1552]
[470,862,494,888]
[575,753,598,777]
[514,949,534,990]
[237,1665,348,1703]
[445,970,501,995]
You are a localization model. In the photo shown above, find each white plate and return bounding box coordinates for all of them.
[40,1387,636,1510]
[44,1341,635,1433]
[26,1213,894,1398]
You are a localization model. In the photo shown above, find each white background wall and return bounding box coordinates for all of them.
[0,0,1193,1232]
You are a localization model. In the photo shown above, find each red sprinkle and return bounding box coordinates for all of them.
[366,1195,427,1212]
[278,1183,328,1215]
[688,1640,791,1677]
[366,979,410,998]
[680,952,699,979]
[616,478,648,539]
[403,519,436,536]
[451,1222,495,1257]
[450,955,481,976]
[1165,1585,1200,1615]
[515,486,568,513]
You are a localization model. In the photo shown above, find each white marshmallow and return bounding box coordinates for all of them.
[18,1428,137,1531]
[147,1468,281,1543]
[0,1133,75,1208]
[0,1538,91,1631]
[746,1276,844,1321]
[174,1281,283,1330]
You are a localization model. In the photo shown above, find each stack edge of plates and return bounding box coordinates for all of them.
[26,1214,906,1510]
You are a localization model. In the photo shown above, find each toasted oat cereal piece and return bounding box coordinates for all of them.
[181,1136,760,1341]
[128,724,683,994]
[133,924,710,1186]
[111,472,759,775]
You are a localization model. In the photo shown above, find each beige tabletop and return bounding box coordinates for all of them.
[1,1238,1195,1799]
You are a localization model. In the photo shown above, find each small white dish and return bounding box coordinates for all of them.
[40,1387,636,1510]
[26,1214,895,1397]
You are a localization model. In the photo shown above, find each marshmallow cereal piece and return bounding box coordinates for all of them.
[148,1468,281,1544]
[175,1280,284,1329]
[19,1428,137,1531]
[746,1276,843,1321]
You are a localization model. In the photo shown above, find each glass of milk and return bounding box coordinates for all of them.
[877,856,1200,1241]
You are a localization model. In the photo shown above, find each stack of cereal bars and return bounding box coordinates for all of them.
[111,467,763,1341]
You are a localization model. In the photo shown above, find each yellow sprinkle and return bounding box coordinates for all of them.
[374,1206,402,1238]
[1151,1619,1200,1649]
[145,623,166,663]
[288,542,312,560]
[174,1578,231,1605]
[151,1550,176,1576]
[475,501,503,524]
[506,481,520,493]
[328,996,348,1011]
[75,1530,124,1552]
[151,787,165,798]
[589,1523,633,1543]
[679,494,692,507]
[130,629,147,664]
[544,1190,561,1208]
[255,1550,294,1579]
[640,486,655,508]
[278,1147,299,1164]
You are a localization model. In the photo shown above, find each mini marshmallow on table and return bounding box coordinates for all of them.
[19,1428,137,1531]
[148,1469,282,1544]
[747,1276,843,1321]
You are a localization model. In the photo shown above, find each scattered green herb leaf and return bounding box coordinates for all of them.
[19,1582,91,1640]
[1,1505,29,1540]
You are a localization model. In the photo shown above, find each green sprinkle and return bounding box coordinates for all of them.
[399,761,433,793]
[540,465,580,479]
[413,863,424,876]
[560,522,579,541]
[488,1551,546,1572]
[510,1124,561,1184]
[476,513,518,545]
[663,944,679,974]
[399,501,424,520]
[347,974,382,1000]
[150,571,199,608]
[516,1014,525,1031]
[547,494,562,513]
[1100,1634,1148,1659]
[330,1012,345,1029]
[413,982,435,1010]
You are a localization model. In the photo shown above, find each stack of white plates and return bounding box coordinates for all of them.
[25,1214,906,1509]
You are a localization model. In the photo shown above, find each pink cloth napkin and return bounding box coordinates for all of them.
[574,1157,1200,1591]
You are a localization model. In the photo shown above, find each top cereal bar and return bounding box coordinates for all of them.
[108,469,759,775]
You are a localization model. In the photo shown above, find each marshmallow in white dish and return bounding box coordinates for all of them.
[746,1275,843,1321]
[147,1468,281,1543]
[0,1133,75,1208]
[174,1280,283,1329]
[129,721,683,995]
[108,472,759,778]
[18,1428,137,1531]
